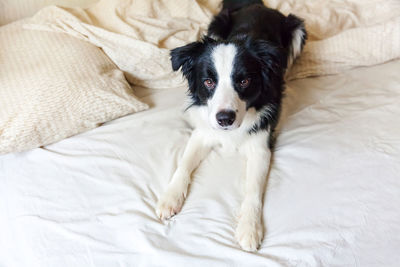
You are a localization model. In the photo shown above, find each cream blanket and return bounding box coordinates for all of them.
[25,0,400,88]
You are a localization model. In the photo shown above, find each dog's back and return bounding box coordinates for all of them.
[208,0,307,67]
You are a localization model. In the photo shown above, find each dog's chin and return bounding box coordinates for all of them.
[210,122,241,131]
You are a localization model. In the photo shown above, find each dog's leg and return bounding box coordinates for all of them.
[156,131,211,220]
[236,132,271,252]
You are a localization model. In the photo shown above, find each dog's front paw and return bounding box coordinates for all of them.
[156,188,186,220]
[235,217,263,252]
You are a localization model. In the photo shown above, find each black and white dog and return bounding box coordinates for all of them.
[156,0,306,251]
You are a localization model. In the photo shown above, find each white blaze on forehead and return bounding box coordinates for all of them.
[211,43,236,85]
[208,43,247,130]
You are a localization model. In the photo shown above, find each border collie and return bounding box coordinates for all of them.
[156,0,306,251]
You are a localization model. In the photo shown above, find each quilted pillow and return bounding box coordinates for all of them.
[0,20,148,154]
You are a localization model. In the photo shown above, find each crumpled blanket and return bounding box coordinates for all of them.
[25,0,400,89]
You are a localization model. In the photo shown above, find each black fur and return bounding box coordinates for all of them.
[283,14,307,53]
[170,0,307,146]
[171,36,217,106]
[222,0,263,11]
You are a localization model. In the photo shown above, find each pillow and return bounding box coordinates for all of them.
[0,20,148,154]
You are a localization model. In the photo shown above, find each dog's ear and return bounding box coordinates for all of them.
[170,41,203,86]
[248,39,285,76]
[170,37,213,78]
[248,39,285,99]
[282,14,307,66]
[170,42,201,72]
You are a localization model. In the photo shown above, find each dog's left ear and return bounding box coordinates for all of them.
[282,14,307,66]
[248,39,286,100]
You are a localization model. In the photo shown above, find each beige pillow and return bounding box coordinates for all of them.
[0,20,148,154]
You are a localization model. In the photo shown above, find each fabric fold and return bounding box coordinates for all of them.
[24,0,400,88]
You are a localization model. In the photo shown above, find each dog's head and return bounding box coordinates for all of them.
[171,15,305,131]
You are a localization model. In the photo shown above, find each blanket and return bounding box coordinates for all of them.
[25,0,400,88]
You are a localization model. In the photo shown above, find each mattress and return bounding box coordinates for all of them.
[1,59,400,266]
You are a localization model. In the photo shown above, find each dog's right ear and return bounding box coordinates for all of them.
[171,42,201,72]
[170,41,203,80]
[170,37,215,79]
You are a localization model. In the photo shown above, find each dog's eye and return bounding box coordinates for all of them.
[239,78,251,89]
[204,79,216,90]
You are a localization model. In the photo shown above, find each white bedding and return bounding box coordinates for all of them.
[0,0,98,26]
[1,59,400,266]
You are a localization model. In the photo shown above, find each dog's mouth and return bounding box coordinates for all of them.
[213,122,241,131]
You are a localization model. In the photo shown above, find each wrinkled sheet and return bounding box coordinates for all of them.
[1,59,400,267]
[25,0,400,88]
[0,0,98,26]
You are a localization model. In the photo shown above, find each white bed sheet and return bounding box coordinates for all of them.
[1,60,400,267]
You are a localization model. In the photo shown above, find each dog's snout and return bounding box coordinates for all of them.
[216,110,236,127]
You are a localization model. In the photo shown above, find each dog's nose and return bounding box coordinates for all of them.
[216,110,236,127]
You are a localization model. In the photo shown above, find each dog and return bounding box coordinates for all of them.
[156,0,306,251]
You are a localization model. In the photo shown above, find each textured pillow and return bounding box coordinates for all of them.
[0,20,148,154]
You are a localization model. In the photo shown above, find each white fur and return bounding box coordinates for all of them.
[156,130,212,220]
[208,44,246,130]
[287,27,305,68]
[156,103,271,251]
[156,44,271,252]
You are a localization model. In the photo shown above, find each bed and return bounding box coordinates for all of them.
[1,1,400,266]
